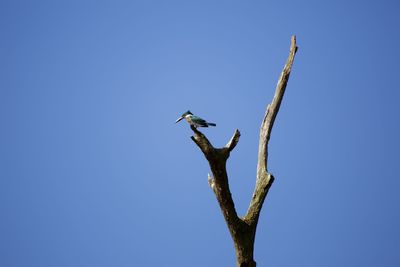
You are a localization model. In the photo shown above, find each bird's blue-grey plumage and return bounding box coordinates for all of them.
[175,111,216,128]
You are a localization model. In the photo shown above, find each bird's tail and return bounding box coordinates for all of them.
[207,122,216,127]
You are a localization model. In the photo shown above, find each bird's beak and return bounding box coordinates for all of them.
[175,116,184,123]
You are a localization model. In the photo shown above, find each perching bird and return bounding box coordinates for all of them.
[175,111,216,128]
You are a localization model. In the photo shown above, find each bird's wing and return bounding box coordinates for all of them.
[191,115,207,124]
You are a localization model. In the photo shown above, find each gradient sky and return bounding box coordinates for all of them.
[1,1,400,266]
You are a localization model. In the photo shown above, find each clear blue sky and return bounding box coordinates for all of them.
[1,1,400,266]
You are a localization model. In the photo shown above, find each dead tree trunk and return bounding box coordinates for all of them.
[189,36,297,266]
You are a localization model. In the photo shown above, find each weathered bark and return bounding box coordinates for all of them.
[189,36,298,266]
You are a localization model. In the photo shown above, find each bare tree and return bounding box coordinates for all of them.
[188,36,297,266]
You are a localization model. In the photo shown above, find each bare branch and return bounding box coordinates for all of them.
[225,129,241,152]
[247,35,298,225]
[244,173,274,225]
[190,126,240,228]
[257,35,297,178]
[190,126,215,158]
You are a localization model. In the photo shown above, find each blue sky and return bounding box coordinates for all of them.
[1,0,400,266]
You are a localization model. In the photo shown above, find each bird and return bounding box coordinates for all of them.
[175,110,216,128]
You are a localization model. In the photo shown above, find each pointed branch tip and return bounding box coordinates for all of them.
[225,129,241,152]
